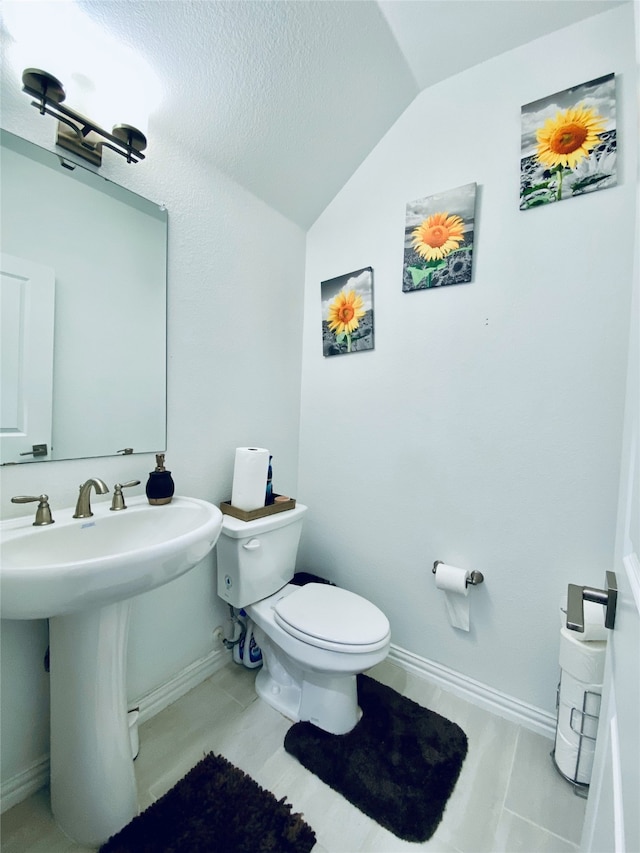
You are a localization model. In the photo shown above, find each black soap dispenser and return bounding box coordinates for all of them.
[146,453,175,505]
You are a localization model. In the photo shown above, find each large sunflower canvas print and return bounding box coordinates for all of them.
[321,267,374,357]
[403,183,477,292]
[520,73,616,210]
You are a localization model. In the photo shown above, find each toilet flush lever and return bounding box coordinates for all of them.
[566,571,617,633]
[243,539,261,551]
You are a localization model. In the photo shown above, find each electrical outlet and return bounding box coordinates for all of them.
[212,625,224,647]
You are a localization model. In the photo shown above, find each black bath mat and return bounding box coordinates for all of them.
[99,752,316,853]
[284,674,468,842]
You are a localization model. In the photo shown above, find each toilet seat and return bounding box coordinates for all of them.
[273,583,390,653]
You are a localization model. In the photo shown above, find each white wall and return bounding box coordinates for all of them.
[1,0,636,797]
[0,84,306,782]
[298,5,638,714]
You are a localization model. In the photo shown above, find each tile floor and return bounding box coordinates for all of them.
[1,659,586,852]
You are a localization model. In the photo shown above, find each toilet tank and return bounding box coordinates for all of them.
[217,504,307,608]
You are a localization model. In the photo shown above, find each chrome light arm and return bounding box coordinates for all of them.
[21,69,147,166]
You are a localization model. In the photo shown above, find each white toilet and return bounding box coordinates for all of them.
[217,504,390,734]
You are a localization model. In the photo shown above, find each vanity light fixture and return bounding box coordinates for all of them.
[21,68,147,166]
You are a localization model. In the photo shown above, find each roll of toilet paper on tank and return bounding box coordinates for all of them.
[231,447,270,511]
[435,563,470,631]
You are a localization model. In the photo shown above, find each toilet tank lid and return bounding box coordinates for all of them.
[275,583,390,645]
[221,503,307,538]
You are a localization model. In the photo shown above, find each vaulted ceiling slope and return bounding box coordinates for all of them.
[38,2,637,227]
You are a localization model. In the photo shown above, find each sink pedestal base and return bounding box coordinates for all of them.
[49,600,138,846]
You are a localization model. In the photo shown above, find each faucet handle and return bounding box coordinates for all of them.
[110,480,141,511]
[11,494,55,526]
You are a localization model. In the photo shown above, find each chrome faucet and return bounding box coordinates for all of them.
[73,478,109,518]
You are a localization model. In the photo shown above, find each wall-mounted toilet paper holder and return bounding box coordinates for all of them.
[432,560,484,587]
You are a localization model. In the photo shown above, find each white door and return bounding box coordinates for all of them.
[581,558,640,853]
[580,29,640,844]
[0,253,55,464]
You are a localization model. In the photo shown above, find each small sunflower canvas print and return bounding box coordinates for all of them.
[520,73,616,210]
[321,266,374,357]
[403,182,477,292]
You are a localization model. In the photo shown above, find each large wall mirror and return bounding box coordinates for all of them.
[0,129,167,465]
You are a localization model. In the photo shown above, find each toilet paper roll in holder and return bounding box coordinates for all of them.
[432,560,484,587]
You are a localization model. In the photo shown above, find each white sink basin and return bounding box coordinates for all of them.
[0,495,223,619]
[0,493,223,845]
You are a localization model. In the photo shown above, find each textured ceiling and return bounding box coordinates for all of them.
[10,1,631,228]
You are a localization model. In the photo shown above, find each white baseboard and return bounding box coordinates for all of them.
[1,647,229,814]
[133,647,229,725]
[389,643,557,740]
[0,755,50,814]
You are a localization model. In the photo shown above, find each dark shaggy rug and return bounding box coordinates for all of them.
[284,674,468,842]
[99,753,316,853]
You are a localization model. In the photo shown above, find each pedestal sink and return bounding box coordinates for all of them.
[0,495,223,846]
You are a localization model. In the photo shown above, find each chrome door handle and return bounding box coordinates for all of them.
[19,443,48,457]
[567,571,617,632]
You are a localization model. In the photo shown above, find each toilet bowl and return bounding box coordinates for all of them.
[249,582,390,733]
[216,504,391,734]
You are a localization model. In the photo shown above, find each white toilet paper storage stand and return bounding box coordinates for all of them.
[551,572,617,797]
[432,560,484,586]
[553,674,602,797]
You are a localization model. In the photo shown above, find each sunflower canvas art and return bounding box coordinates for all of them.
[520,73,616,210]
[321,267,374,357]
[403,183,477,292]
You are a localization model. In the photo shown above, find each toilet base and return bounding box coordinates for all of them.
[254,637,362,735]
[255,666,301,722]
